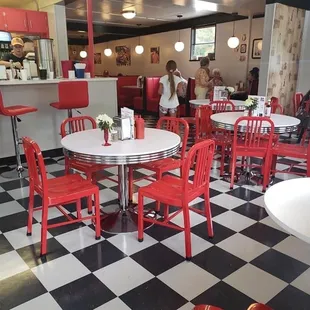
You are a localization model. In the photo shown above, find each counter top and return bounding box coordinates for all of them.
[0,77,117,86]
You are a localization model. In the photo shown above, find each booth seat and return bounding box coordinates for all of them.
[145,77,160,113]
[117,76,140,108]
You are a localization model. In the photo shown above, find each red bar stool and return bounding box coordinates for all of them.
[0,91,37,178]
[50,81,89,164]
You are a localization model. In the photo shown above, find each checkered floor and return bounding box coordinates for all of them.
[1,119,310,310]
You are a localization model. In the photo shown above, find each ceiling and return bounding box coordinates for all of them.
[65,0,266,28]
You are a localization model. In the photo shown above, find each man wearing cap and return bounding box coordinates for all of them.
[0,37,25,69]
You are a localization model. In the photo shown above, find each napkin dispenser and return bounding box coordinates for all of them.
[113,116,132,140]
[0,65,7,80]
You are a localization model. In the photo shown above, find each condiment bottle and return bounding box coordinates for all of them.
[135,115,145,139]
[265,99,271,117]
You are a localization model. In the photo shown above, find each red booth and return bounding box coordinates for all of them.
[117,76,141,109]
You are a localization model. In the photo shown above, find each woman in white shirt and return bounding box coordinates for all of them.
[158,60,182,117]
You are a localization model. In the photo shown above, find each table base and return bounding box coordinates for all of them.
[100,205,153,234]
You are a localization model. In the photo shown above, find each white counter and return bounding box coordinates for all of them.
[0,78,118,158]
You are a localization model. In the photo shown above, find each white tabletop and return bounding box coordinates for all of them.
[189,99,245,108]
[211,112,300,133]
[264,178,310,244]
[61,128,181,164]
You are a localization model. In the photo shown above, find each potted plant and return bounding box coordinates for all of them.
[96,114,114,146]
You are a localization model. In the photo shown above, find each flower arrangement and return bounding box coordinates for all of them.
[96,114,114,131]
[244,97,258,111]
[225,86,235,96]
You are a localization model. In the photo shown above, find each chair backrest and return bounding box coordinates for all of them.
[157,117,189,161]
[210,100,235,113]
[145,77,160,99]
[195,105,213,142]
[247,303,273,310]
[233,116,275,150]
[193,305,223,310]
[22,137,47,195]
[182,139,215,198]
[187,77,196,101]
[61,116,96,138]
[294,92,304,113]
[270,97,283,114]
[58,81,89,109]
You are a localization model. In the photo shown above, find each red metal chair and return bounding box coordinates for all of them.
[230,117,275,192]
[0,91,37,178]
[271,141,310,177]
[195,105,232,176]
[138,139,215,260]
[129,117,189,210]
[210,100,235,113]
[22,137,101,256]
[270,97,283,114]
[294,92,304,116]
[61,116,118,213]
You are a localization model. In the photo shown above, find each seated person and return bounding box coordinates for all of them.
[174,69,188,105]
[207,68,224,90]
[248,67,259,95]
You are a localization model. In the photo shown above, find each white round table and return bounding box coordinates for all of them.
[264,178,310,244]
[189,99,245,111]
[61,128,181,233]
[211,112,300,134]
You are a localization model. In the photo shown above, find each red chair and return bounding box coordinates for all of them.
[138,139,215,260]
[195,105,232,176]
[270,97,283,114]
[0,91,37,178]
[294,92,304,116]
[50,81,89,120]
[210,100,235,113]
[61,116,118,213]
[129,117,189,209]
[22,137,101,256]
[271,142,310,177]
[145,77,160,113]
[230,117,275,192]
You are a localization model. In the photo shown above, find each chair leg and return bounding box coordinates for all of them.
[230,154,236,189]
[262,157,271,192]
[271,154,277,178]
[40,202,48,256]
[76,199,82,219]
[94,193,101,240]
[204,190,214,238]
[27,183,34,236]
[155,172,162,212]
[164,204,169,220]
[220,145,225,176]
[138,192,144,242]
[183,205,192,260]
[64,157,70,175]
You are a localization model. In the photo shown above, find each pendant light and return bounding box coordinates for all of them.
[79,50,87,58]
[121,10,136,19]
[174,15,184,52]
[227,13,240,49]
[104,42,112,57]
[135,24,144,54]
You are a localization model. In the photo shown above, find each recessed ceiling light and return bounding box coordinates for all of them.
[121,10,136,19]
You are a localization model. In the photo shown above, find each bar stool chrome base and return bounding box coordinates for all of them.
[1,167,29,179]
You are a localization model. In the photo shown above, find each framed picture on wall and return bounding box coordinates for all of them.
[240,44,247,54]
[150,47,160,64]
[94,53,101,64]
[252,38,263,59]
[115,46,131,66]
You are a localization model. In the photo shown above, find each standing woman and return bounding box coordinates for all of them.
[158,60,182,117]
[194,56,210,99]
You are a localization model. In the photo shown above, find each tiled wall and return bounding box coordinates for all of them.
[267,4,305,114]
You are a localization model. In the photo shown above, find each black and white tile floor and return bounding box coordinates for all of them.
[1,119,310,310]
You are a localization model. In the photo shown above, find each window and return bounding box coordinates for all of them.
[190,25,216,61]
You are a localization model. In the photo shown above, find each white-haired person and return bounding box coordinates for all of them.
[207,68,224,92]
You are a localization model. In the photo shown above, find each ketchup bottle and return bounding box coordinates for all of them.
[135,115,145,139]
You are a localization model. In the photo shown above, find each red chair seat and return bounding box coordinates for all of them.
[50,102,63,109]
[46,174,98,205]
[3,105,37,116]
[137,158,182,172]
[272,143,307,158]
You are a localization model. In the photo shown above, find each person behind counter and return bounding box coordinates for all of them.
[0,37,25,69]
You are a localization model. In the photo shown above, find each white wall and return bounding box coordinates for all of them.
[94,18,264,87]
